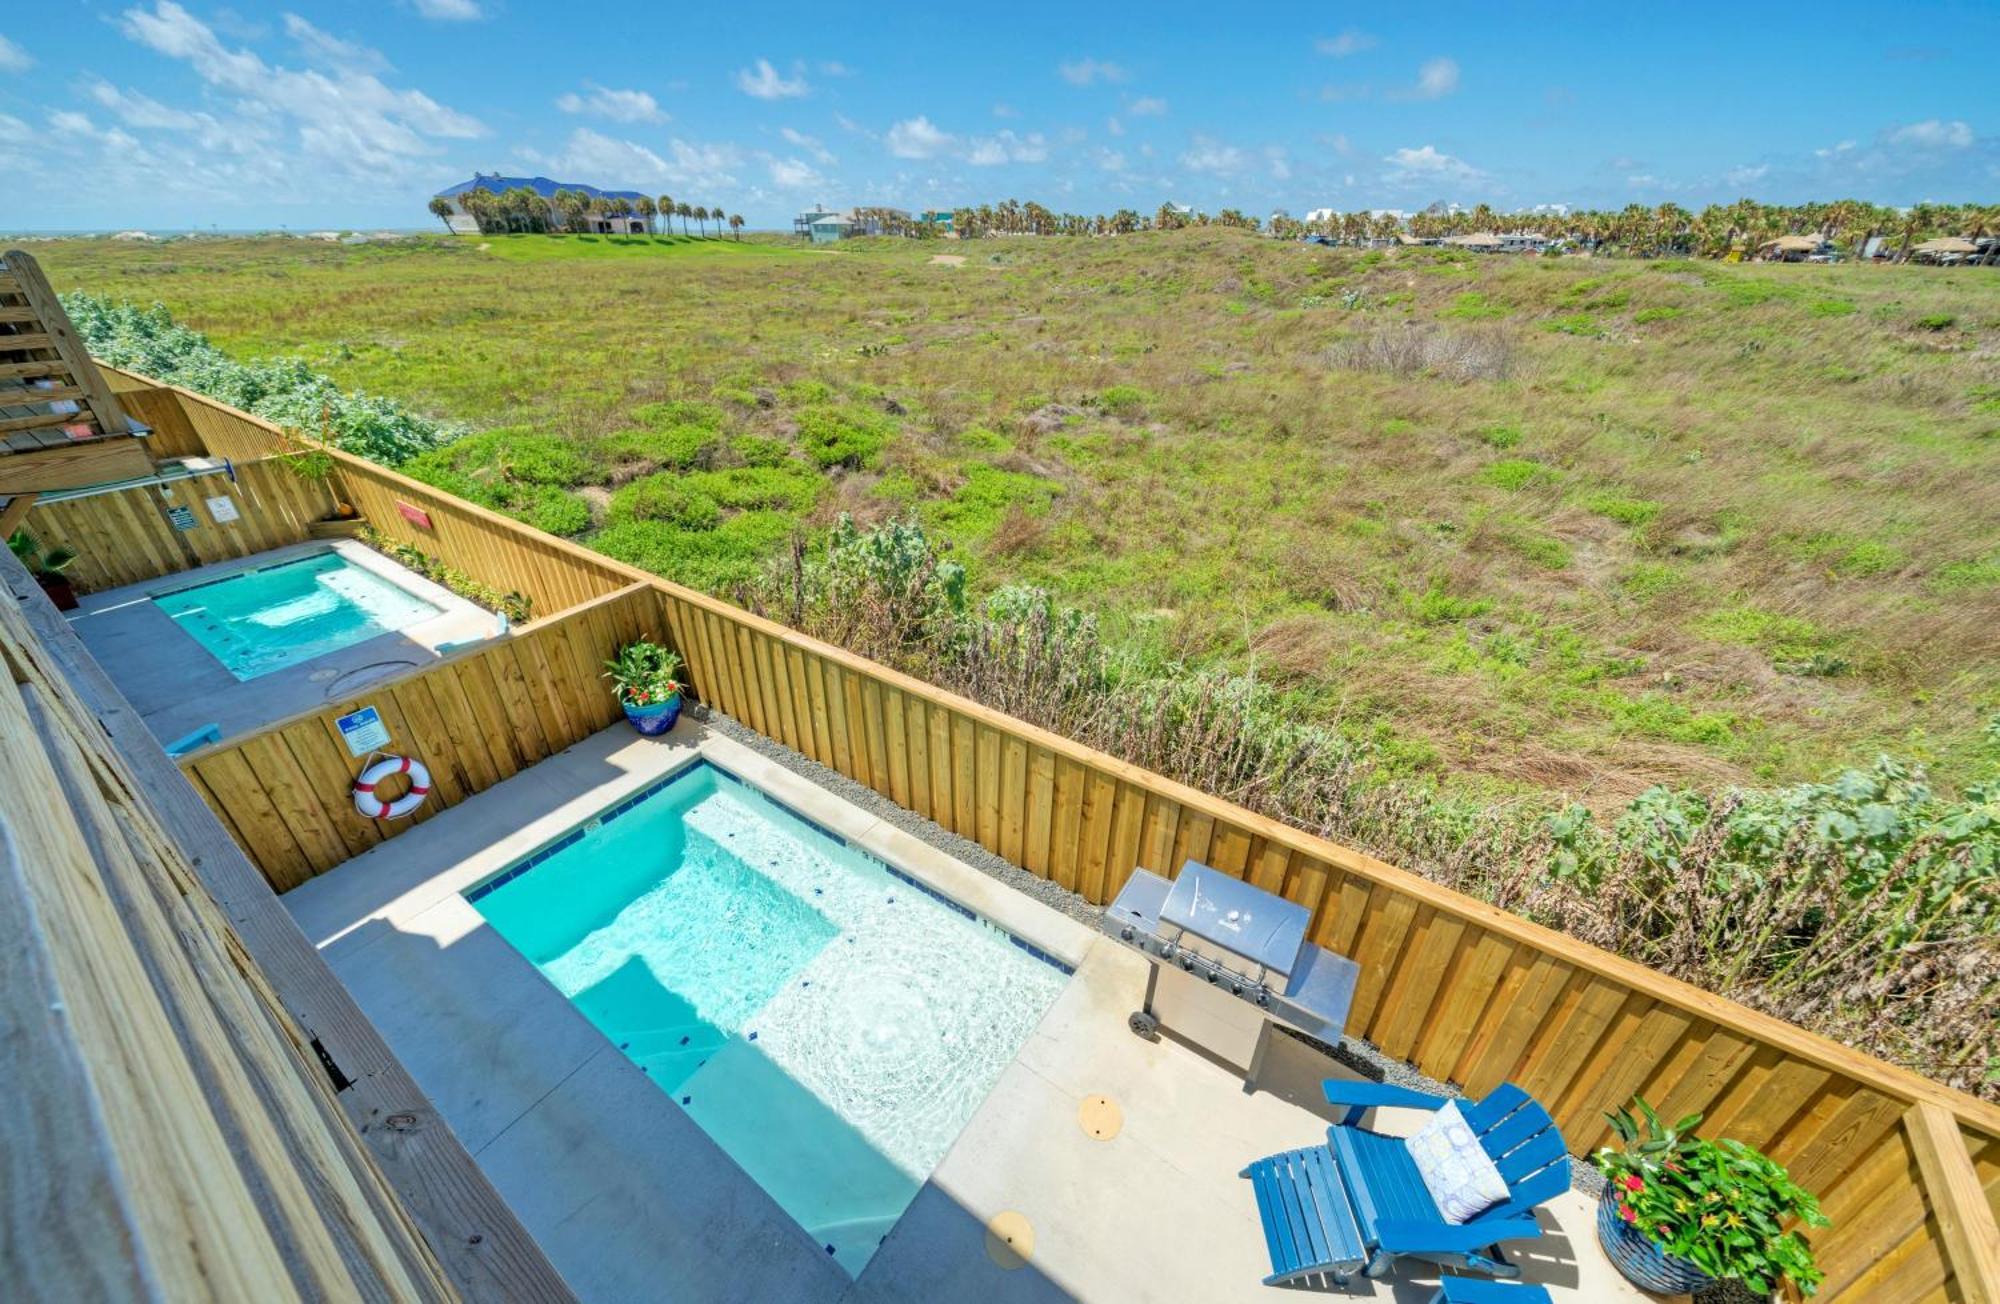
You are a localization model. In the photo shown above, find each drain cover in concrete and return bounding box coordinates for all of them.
[1079,1094,1122,1141]
[985,1211,1034,1269]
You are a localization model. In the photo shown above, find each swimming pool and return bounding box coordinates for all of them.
[153,551,443,681]
[467,760,1071,1276]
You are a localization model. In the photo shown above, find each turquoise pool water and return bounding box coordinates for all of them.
[468,762,1070,1276]
[154,551,442,681]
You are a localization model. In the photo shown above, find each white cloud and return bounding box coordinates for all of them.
[1725,164,1769,185]
[1096,148,1127,173]
[1181,136,1246,174]
[282,14,387,73]
[1408,57,1460,100]
[1128,96,1167,117]
[0,35,31,73]
[1315,30,1375,57]
[737,58,808,100]
[887,115,954,158]
[992,102,1019,118]
[1058,57,1127,86]
[1383,144,1485,184]
[411,0,482,19]
[1888,119,1973,149]
[118,0,482,184]
[768,157,825,189]
[966,130,1048,166]
[1106,116,1125,137]
[1814,140,1856,159]
[556,84,667,124]
[818,60,854,77]
[87,80,201,130]
[780,126,835,164]
[1265,146,1291,181]
[521,127,741,191]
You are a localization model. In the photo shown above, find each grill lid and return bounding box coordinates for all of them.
[1159,860,1309,974]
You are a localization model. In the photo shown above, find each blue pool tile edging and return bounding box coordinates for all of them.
[461,756,1074,975]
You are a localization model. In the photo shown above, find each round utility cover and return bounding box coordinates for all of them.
[1079,1094,1122,1141]
[984,1211,1033,1269]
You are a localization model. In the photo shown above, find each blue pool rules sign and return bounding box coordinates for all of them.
[336,706,390,757]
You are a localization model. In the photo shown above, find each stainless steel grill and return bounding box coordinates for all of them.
[1101,859,1359,1090]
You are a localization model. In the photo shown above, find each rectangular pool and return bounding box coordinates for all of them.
[153,551,443,681]
[467,761,1070,1276]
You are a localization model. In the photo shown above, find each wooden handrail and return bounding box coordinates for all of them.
[1905,1102,2000,1303]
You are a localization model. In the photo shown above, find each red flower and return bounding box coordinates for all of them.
[1622,1175,1644,1193]
[1619,1203,1637,1223]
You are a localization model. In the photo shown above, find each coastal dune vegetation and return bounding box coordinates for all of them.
[48,225,1999,1095]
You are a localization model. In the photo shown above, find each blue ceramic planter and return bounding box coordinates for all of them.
[1596,1191,1716,1295]
[621,692,683,736]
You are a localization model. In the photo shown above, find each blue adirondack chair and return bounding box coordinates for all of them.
[1243,1080,1570,1287]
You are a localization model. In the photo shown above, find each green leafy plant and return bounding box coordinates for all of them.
[9,529,78,577]
[1596,1097,1830,1296]
[603,639,684,708]
[356,528,531,623]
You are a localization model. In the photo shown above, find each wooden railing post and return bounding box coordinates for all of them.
[1904,1101,2000,1304]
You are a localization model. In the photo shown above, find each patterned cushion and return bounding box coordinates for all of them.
[1404,1100,1510,1224]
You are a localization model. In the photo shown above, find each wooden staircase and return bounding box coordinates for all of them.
[0,249,152,534]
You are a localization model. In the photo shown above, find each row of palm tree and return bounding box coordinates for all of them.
[428,187,744,240]
[931,197,1996,262]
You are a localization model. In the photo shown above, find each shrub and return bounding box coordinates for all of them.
[1478,423,1523,449]
[684,464,823,512]
[733,434,790,467]
[1483,458,1558,491]
[1095,384,1148,416]
[797,404,894,468]
[1330,325,1518,381]
[1808,298,1857,317]
[1440,292,1509,321]
[630,399,724,431]
[610,474,722,530]
[64,294,452,465]
[1915,313,1956,332]
[601,424,718,471]
[1585,492,1662,526]
[591,511,794,591]
[1632,306,1683,324]
[524,487,593,536]
[1543,313,1602,337]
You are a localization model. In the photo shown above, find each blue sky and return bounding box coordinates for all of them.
[5,2,1995,231]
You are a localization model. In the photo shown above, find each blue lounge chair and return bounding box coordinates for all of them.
[1245,1080,1570,1286]
[1430,1279,1551,1304]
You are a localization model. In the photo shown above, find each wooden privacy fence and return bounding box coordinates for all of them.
[98,369,632,618]
[177,582,654,891]
[23,457,338,592]
[128,369,2000,1302]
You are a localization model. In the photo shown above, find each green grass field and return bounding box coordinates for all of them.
[36,229,2000,806]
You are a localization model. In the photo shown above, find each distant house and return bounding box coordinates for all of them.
[434,174,650,234]
[1443,232,1504,252]
[793,205,911,242]
[919,210,958,235]
[1755,233,1831,262]
[1497,231,1552,254]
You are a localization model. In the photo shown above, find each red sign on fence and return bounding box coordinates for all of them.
[395,501,433,530]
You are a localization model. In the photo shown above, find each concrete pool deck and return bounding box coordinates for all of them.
[66,539,496,747]
[281,721,1661,1304]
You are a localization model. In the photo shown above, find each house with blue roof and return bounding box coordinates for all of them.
[433,174,651,234]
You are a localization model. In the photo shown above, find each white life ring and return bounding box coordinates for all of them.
[353,755,431,820]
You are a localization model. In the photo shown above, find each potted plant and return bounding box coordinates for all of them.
[9,529,81,611]
[604,639,685,735]
[1594,1097,1830,1298]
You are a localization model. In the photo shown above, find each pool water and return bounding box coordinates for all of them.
[468,762,1070,1276]
[154,551,442,681]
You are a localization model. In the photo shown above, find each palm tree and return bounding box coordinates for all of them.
[729,213,744,240]
[427,195,456,232]
[695,205,709,238]
[656,195,675,238]
[675,201,691,236]
[635,195,657,235]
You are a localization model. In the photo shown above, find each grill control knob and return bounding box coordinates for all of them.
[1181,954,1195,971]
[1119,925,1134,942]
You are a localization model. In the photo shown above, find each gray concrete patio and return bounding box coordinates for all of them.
[281,721,1660,1304]
[66,539,494,747]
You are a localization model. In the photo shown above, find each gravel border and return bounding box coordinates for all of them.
[701,702,1608,1201]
